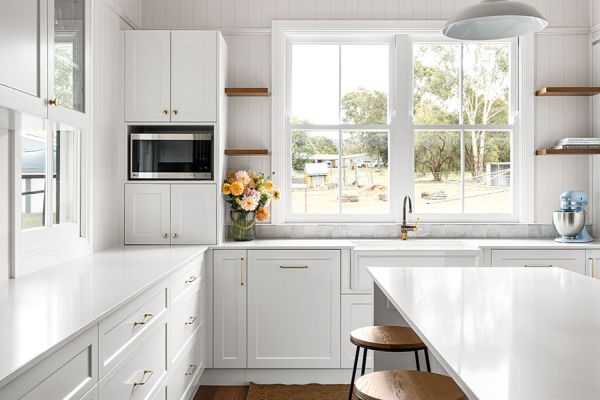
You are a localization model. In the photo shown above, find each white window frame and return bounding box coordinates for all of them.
[11,116,91,278]
[272,20,535,224]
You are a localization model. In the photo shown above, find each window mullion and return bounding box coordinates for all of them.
[45,124,54,227]
[338,44,342,215]
[459,44,465,213]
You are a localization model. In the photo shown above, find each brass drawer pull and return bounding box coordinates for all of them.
[524,264,552,268]
[185,276,197,284]
[280,265,309,269]
[133,370,154,387]
[133,313,154,326]
[240,257,244,286]
[590,257,596,278]
[185,364,198,376]
[185,316,197,326]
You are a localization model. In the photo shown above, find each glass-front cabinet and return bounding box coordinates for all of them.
[48,0,90,127]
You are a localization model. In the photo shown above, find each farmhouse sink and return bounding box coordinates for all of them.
[351,239,481,251]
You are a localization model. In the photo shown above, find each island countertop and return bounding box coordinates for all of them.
[368,266,600,400]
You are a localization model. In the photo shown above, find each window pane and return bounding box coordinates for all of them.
[462,43,510,125]
[413,44,460,125]
[464,130,512,213]
[291,45,339,125]
[291,130,339,214]
[21,131,47,229]
[53,129,78,225]
[341,45,389,125]
[414,131,462,213]
[342,131,389,214]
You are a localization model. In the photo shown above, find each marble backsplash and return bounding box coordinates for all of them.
[253,223,593,239]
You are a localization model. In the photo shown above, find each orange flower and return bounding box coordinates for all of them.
[256,207,270,221]
[221,183,231,195]
[230,181,244,196]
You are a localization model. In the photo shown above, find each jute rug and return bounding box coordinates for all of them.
[246,383,350,400]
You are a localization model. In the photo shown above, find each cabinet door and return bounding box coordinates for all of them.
[213,250,247,368]
[47,0,91,127]
[125,184,171,244]
[247,250,341,368]
[0,0,48,117]
[586,250,600,279]
[491,249,586,275]
[341,295,373,369]
[171,184,217,244]
[171,31,217,122]
[125,31,171,122]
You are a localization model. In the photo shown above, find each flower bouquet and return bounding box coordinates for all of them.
[222,170,281,241]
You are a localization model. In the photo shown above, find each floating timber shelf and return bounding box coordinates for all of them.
[224,149,269,156]
[225,88,271,97]
[535,87,600,96]
[536,149,600,156]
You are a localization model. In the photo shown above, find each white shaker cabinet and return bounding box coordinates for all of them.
[213,250,247,368]
[491,249,586,275]
[125,184,171,245]
[171,184,217,244]
[125,31,171,122]
[247,250,341,368]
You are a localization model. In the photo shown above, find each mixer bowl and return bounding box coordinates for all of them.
[552,211,586,238]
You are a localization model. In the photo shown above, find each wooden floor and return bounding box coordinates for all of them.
[194,386,249,400]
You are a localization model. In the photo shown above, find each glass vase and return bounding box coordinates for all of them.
[229,210,256,241]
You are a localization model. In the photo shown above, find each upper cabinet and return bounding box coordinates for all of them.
[0,0,90,126]
[125,30,218,123]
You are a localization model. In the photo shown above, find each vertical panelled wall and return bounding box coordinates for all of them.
[141,0,593,224]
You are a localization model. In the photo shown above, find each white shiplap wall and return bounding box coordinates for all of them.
[141,0,594,224]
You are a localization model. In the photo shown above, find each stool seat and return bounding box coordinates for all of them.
[353,370,466,400]
[350,326,425,351]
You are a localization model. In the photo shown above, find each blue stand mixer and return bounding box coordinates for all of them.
[552,191,593,243]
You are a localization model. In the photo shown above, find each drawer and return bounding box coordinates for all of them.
[99,280,168,377]
[170,281,204,365]
[491,249,586,275]
[0,326,97,400]
[99,322,168,400]
[171,259,203,306]
[169,332,204,400]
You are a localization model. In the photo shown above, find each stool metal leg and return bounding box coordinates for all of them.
[361,348,368,376]
[424,348,431,372]
[414,350,421,371]
[348,346,360,400]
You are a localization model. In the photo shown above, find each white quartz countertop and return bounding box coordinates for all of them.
[369,266,600,400]
[213,239,355,249]
[0,245,206,389]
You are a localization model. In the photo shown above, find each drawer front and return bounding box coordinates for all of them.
[491,249,586,274]
[169,332,204,400]
[170,283,204,365]
[353,253,480,293]
[0,326,97,400]
[99,323,168,400]
[99,281,168,377]
[171,259,203,306]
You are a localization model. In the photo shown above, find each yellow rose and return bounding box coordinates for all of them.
[256,207,270,221]
[230,181,244,196]
[272,190,281,200]
[264,180,274,191]
[221,183,231,195]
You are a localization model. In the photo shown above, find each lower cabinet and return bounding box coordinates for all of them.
[491,249,586,275]
[341,295,373,369]
[169,331,205,400]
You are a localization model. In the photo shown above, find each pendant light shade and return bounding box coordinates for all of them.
[442,0,548,40]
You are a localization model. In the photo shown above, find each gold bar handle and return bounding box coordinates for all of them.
[133,313,154,326]
[185,364,198,376]
[524,264,552,268]
[280,265,309,269]
[590,257,596,278]
[240,257,244,286]
[185,276,197,284]
[132,370,154,387]
[185,316,197,326]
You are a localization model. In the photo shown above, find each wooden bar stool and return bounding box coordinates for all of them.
[348,326,431,400]
[353,370,467,400]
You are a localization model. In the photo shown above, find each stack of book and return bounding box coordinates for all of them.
[553,138,600,150]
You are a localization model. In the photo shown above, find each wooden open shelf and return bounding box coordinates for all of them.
[535,87,600,96]
[225,88,271,97]
[224,149,269,156]
[536,148,600,156]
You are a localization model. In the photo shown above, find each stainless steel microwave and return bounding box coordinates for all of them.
[129,132,213,180]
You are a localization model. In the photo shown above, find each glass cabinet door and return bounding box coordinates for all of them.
[48,0,90,126]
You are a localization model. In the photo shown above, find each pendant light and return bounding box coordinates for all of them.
[442,0,548,40]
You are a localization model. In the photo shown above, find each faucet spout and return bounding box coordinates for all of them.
[402,195,412,225]
[401,195,417,240]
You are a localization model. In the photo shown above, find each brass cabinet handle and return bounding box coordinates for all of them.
[133,313,154,326]
[185,316,197,326]
[133,370,154,387]
[524,264,552,268]
[185,276,197,284]
[185,364,198,376]
[240,257,244,286]
[590,257,596,278]
[280,265,309,269]
[172,109,178,115]
[48,98,59,106]
[161,109,169,115]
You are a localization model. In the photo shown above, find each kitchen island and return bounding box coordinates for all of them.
[369,266,600,400]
